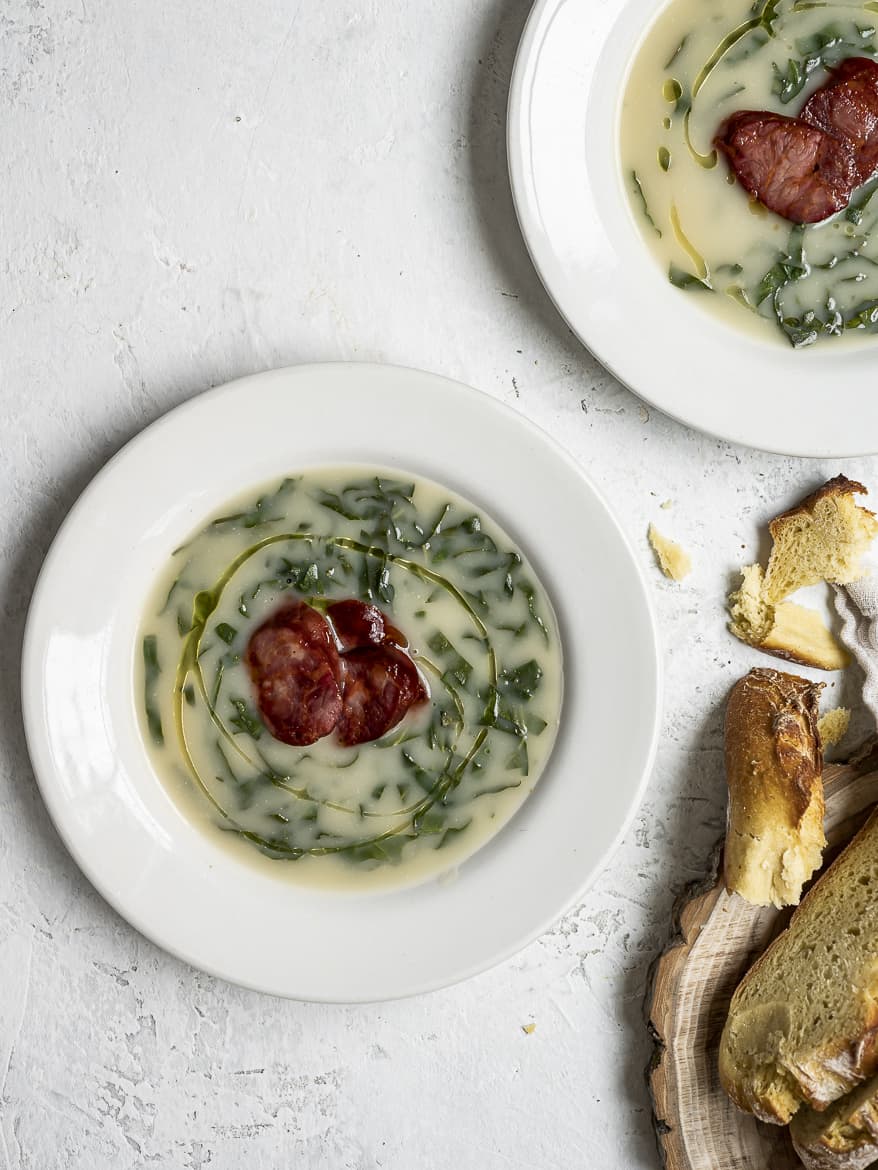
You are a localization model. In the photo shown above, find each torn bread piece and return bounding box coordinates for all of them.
[728,564,850,671]
[817,706,851,748]
[724,668,825,910]
[648,523,691,581]
[727,474,877,669]
[791,1073,878,1170]
[764,475,878,604]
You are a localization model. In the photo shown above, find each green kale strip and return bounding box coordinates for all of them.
[776,297,878,347]
[142,635,164,746]
[312,476,416,552]
[772,23,876,103]
[228,697,263,739]
[498,660,543,701]
[664,35,688,68]
[846,176,878,226]
[755,225,809,307]
[427,630,474,690]
[478,659,547,777]
[209,477,299,531]
[631,171,661,238]
[751,226,878,347]
[669,264,712,291]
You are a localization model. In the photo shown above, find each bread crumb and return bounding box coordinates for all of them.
[521,1023,536,1035]
[817,707,851,747]
[660,499,673,510]
[648,524,692,581]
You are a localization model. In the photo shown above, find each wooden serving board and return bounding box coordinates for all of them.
[648,744,878,1170]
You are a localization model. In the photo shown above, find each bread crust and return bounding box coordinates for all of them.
[792,1076,878,1170]
[769,475,873,534]
[749,638,843,671]
[795,1143,878,1170]
[724,668,825,908]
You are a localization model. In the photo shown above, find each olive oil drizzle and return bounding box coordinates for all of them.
[680,0,782,167]
[169,532,494,857]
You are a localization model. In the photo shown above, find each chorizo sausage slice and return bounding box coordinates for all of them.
[335,645,428,747]
[801,57,878,184]
[715,110,857,223]
[246,602,343,746]
[327,599,407,650]
[327,600,387,650]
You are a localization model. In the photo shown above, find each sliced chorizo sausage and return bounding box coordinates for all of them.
[801,57,878,184]
[246,601,343,746]
[327,600,387,650]
[327,599,407,649]
[715,110,857,223]
[335,645,428,747]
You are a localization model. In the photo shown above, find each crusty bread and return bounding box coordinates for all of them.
[728,564,850,671]
[791,1074,878,1170]
[764,475,878,604]
[724,668,825,909]
[728,475,875,670]
[719,808,878,1125]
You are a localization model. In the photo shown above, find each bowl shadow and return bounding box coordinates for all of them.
[1,369,259,905]
[466,0,600,369]
[614,704,728,1164]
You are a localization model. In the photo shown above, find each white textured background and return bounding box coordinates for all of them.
[0,1,870,1167]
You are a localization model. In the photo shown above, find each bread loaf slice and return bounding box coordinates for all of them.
[719,808,878,1125]
[791,1074,878,1170]
[724,668,825,909]
[763,475,878,604]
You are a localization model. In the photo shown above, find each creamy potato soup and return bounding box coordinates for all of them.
[621,0,878,347]
[138,469,563,890]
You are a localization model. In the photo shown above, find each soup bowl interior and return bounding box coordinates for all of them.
[509,0,878,456]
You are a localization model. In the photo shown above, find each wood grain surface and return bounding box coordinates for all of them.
[647,746,878,1170]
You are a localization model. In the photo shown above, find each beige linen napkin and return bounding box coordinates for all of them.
[833,569,878,720]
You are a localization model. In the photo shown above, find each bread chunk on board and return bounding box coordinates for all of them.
[719,806,878,1125]
[724,668,825,909]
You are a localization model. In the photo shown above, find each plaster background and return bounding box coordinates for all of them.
[0,1,861,1166]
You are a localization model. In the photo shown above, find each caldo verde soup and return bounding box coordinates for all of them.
[139,469,563,890]
[621,0,878,347]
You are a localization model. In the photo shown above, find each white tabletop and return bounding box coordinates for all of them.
[0,1,868,1166]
